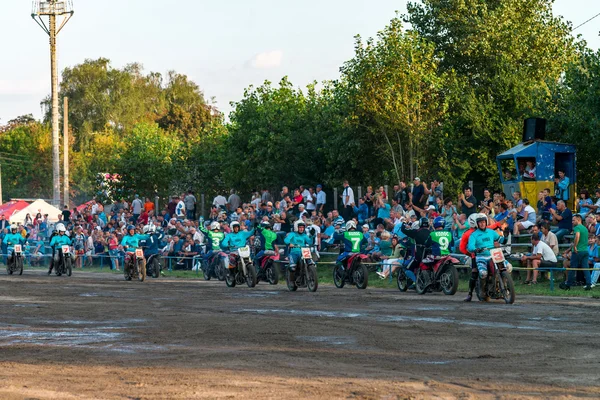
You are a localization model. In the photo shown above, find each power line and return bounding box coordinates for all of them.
[573,12,600,31]
[0,151,30,159]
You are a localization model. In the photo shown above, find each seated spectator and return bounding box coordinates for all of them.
[513,199,536,236]
[540,222,559,256]
[577,190,593,217]
[550,200,572,242]
[590,236,600,288]
[521,233,557,285]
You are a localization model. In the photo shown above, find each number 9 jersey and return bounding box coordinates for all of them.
[429,230,454,256]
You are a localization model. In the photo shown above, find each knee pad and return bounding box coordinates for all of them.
[504,261,513,273]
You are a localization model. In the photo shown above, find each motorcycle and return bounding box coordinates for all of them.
[286,246,318,292]
[414,253,460,296]
[200,251,227,281]
[225,246,257,288]
[54,245,73,277]
[333,253,369,289]
[255,251,280,285]
[124,248,146,282]
[6,243,24,275]
[475,247,515,304]
[396,246,416,292]
[146,253,162,279]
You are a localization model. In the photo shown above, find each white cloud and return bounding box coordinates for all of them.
[249,50,283,69]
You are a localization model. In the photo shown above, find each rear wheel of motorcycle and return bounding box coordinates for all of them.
[246,263,257,288]
[152,258,160,279]
[397,270,409,292]
[307,264,318,292]
[217,259,227,281]
[138,259,146,282]
[441,264,459,295]
[501,271,515,304]
[354,262,368,289]
[266,262,279,285]
[333,265,345,288]
[415,269,428,295]
[225,268,236,287]
[65,257,72,277]
[286,269,298,292]
[17,257,23,276]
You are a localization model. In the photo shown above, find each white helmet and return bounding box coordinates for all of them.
[346,220,357,231]
[230,221,240,230]
[210,221,220,230]
[294,220,306,232]
[467,213,485,229]
[55,223,66,232]
[143,224,151,234]
[143,224,156,234]
[10,224,18,231]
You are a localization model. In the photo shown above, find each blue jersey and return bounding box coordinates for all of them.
[3,233,25,246]
[50,235,72,247]
[284,232,312,254]
[140,232,164,255]
[121,234,144,250]
[221,229,254,251]
[467,229,501,256]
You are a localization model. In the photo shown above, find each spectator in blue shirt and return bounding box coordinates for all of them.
[353,198,369,225]
[550,200,572,242]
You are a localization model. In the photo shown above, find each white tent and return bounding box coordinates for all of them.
[10,199,63,224]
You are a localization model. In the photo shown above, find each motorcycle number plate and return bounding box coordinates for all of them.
[61,245,70,254]
[135,249,144,258]
[490,248,505,263]
[14,245,22,253]
[238,246,250,258]
[301,247,312,260]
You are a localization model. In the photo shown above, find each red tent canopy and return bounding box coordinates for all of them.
[0,201,30,218]
[76,200,93,212]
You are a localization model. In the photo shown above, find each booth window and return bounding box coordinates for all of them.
[518,158,536,181]
[500,159,517,182]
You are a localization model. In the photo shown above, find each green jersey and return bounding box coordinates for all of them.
[430,230,454,256]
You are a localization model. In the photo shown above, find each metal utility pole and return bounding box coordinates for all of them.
[32,1,74,207]
[63,96,69,207]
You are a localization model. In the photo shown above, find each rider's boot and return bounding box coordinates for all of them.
[464,270,478,302]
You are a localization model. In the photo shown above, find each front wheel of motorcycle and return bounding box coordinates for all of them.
[307,264,318,292]
[397,269,409,292]
[501,271,516,304]
[217,259,227,281]
[225,268,236,287]
[333,265,345,288]
[415,269,428,295]
[151,258,160,279]
[246,262,257,288]
[266,261,279,285]
[17,257,24,276]
[286,269,298,292]
[65,257,72,277]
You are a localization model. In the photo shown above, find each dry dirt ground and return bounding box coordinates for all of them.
[0,270,599,399]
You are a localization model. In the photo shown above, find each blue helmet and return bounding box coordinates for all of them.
[433,216,445,229]
[127,225,135,231]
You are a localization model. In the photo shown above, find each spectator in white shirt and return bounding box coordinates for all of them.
[521,233,558,285]
[213,193,227,210]
[305,187,316,213]
[341,180,355,221]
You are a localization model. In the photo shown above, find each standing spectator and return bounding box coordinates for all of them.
[227,189,241,212]
[560,214,592,291]
[62,205,71,223]
[577,190,593,217]
[316,185,326,214]
[554,169,570,201]
[280,186,289,201]
[305,187,316,214]
[131,195,143,222]
[441,198,457,230]
[167,196,177,218]
[458,187,477,217]
[184,190,197,220]
[480,189,493,215]
[341,180,355,221]
[144,197,154,213]
[261,189,273,204]
[396,182,410,208]
[108,232,120,271]
[0,214,8,231]
[213,193,227,210]
[175,195,186,220]
[363,186,375,216]
[411,178,426,209]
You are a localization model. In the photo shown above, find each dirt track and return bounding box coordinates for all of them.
[0,270,599,399]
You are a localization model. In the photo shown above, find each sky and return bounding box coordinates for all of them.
[0,0,598,123]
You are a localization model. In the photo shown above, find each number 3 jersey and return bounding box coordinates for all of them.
[429,230,454,256]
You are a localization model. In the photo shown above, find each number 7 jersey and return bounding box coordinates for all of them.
[429,230,454,256]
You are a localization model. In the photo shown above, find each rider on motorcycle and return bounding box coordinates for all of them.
[199,219,225,263]
[47,223,71,274]
[140,224,164,274]
[4,224,25,267]
[467,215,504,302]
[221,221,254,251]
[401,217,432,282]
[254,221,280,262]
[430,216,454,257]
[333,220,367,267]
[284,220,313,276]
[121,225,144,273]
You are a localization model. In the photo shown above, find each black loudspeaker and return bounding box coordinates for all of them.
[523,118,546,142]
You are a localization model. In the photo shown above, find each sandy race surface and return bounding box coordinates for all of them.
[0,270,599,399]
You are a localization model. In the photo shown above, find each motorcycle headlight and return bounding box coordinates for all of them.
[505,261,513,273]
